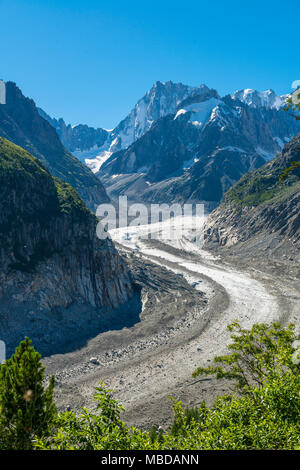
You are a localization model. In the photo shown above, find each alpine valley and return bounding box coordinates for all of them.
[0,78,299,432]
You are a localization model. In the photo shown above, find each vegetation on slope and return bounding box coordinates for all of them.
[225,96,300,208]
[0,321,299,450]
[0,137,95,271]
[223,135,300,207]
[0,137,93,224]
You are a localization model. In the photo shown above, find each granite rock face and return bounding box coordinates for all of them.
[0,137,134,313]
[106,81,210,154]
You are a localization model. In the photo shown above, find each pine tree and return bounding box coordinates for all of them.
[0,337,56,450]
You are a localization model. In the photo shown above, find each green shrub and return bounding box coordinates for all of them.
[34,322,300,450]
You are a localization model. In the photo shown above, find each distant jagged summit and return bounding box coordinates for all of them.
[36,80,299,207]
[39,80,210,172]
[232,88,286,110]
[107,81,210,154]
[37,107,109,157]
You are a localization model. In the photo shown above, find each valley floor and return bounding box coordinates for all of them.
[43,217,299,429]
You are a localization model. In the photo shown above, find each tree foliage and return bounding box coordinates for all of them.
[281,89,300,181]
[35,382,151,450]
[0,337,56,450]
[192,321,298,394]
[34,322,300,450]
[284,89,300,118]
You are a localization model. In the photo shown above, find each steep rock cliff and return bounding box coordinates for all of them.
[0,138,135,353]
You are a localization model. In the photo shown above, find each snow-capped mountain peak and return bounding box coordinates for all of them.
[40,82,296,177]
[108,81,211,153]
[174,97,222,128]
[232,88,286,110]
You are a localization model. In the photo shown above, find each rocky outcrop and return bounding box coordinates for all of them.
[0,138,135,353]
[0,82,109,210]
[203,134,300,258]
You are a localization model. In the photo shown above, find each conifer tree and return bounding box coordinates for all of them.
[0,337,56,449]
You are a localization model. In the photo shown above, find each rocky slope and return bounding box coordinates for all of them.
[0,137,134,354]
[203,133,300,262]
[0,82,109,210]
[99,87,298,205]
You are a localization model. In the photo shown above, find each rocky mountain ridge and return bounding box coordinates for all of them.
[98,87,298,205]
[231,88,286,109]
[0,82,109,210]
[37,107,109,161]
[35,79,298,206]
[39,81,212,172]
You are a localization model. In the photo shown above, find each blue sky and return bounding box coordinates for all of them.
[1,0,299,128]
